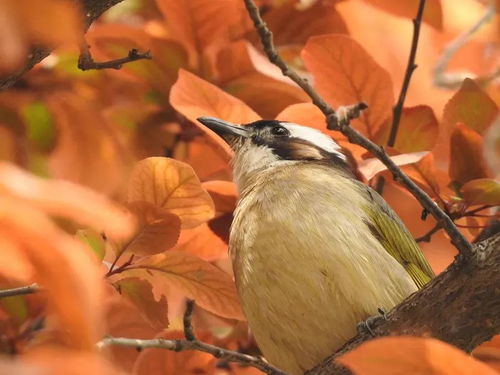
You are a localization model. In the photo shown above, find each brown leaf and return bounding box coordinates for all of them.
[337,336,497,375]
[358,151,428,181]
[302,34,394,137]
[127,157,215,229]
[449,123,490,185]
[117,201,181,257]
[121,251,244,320]
[461,179,500,206]
[443,78,498,135]
[374,105,439,152]
[174,221,229,261]
[115,277,169,330]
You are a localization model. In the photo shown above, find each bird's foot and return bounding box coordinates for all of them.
[356,308,388,337]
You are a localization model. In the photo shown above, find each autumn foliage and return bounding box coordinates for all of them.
[0,0,499,374]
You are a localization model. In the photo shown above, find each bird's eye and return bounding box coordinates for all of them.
[271,126,289,136]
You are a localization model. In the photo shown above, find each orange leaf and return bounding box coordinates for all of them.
[47,94,131,196]
[117,201,181,257]
[202,180,238,214]
[402,153,448,199]
[115,277,169,330]
[261,0,348,46]
[443,78,498,135]
[170,69,260,162]
[156,0,251,66]
[122,251,244,320]
[302,34,394,137]
[363,0,443,30]
[461,178,500,206]
[0,195,105,350]
[358,151,428,181]
[449,123,490,185]
[174,220,230,261]
[0,162,134,240]
[337,336,497,375]
[0,0,82,72]
[127,157,215,229]
[374,105,439,152]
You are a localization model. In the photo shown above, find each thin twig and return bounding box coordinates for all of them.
[183,299,196,341]
[377,0,426,195]
[98,300,288,375]
[416,223,441,243]
[78,40,151,71]
[0,283,39,298]
[243,0,474,259]
[433,1,497,89]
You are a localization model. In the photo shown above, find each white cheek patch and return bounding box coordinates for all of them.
[281,123,346,161]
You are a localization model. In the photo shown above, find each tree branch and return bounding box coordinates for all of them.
[376,0,426,195]
[433,1,498,89]
[242,0,473,259]
[306,233,500,375]
[78,42,151,71]
[97,300,288,375]
[0,283,39,298]
[0,0,127,90]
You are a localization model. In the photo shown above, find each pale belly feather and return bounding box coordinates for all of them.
[230,167,417,375]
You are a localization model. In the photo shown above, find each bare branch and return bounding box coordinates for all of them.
[243,0,473,258]
[0,0,126,90]
[377,0,426,195]
[433,1,498,89]
[98,300,288,375]
[78,41,151,71]
[0,283,39,298]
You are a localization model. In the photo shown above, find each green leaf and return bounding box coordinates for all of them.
[461,178,500,206]
[76,229,105,261]
[22,102,56,151]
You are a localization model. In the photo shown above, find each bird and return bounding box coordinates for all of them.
[197,116,435,375]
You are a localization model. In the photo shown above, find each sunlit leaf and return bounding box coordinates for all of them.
[302,34,394,137]
[170,69,260,162]
[173,221,229,261]
[121,251,244,320]
[337,336,497,374]
[127,157,215,229]
[461,179,500,206]
[115,277,169,330]
[443,78,498,135]
[76,229,105,262]
[362,0,443,29]
[374,105,439,152]
[449,123,490,185]
[358,151,428,180]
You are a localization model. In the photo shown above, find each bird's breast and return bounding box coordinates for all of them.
[229,165,417,375]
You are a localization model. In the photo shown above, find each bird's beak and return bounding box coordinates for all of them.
[197,117,249,142]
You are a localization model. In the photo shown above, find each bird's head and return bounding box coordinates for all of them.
[197,116,351,189]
